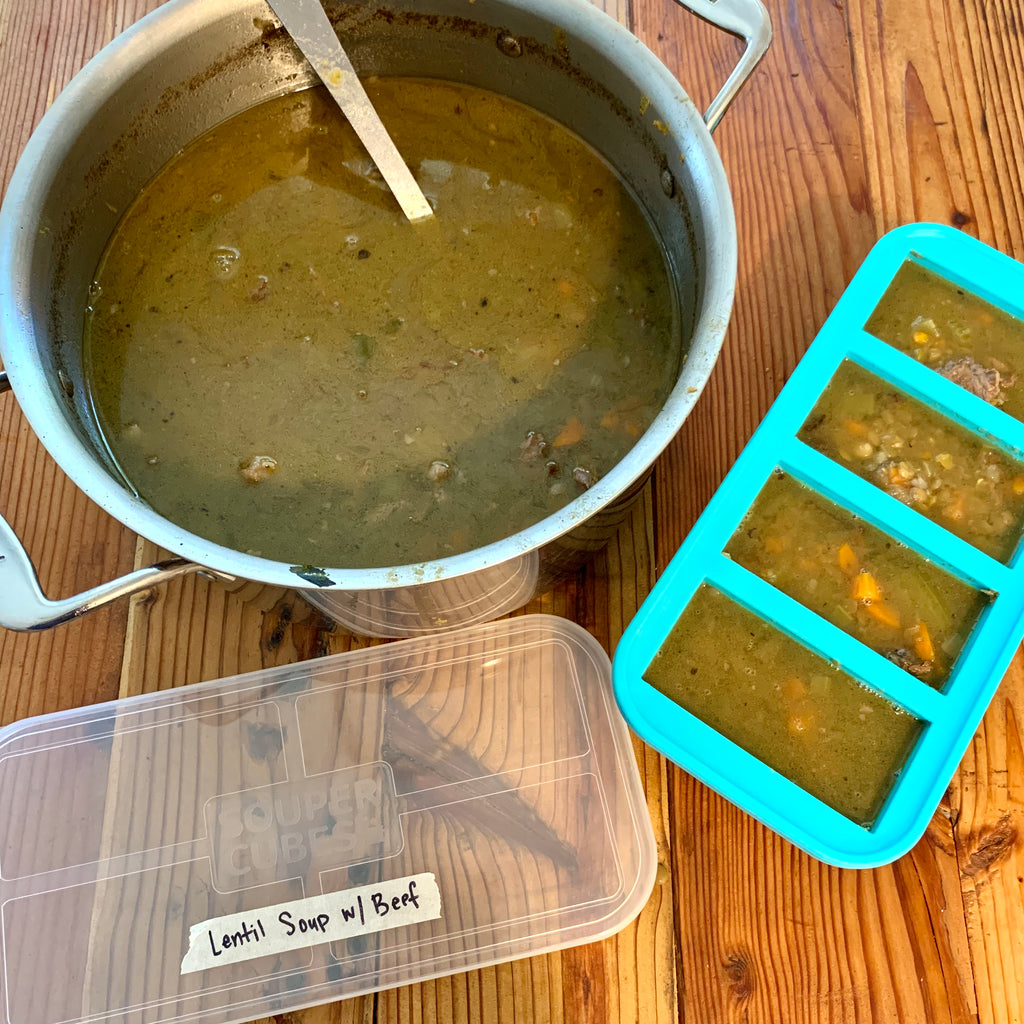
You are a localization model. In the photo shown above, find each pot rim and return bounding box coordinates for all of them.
[0,0,736,591]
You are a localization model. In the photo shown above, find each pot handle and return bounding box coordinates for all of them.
[0,368,218,631]
[0,510,210,631]
[674,0,771,132]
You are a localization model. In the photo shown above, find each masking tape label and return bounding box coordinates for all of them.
[180,871,441,974]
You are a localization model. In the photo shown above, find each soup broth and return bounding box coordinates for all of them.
[727,471,988,688]
[84,79,679,568]
[866,261,1024,418]
[643,584,922,826]
[799,361,1024,562]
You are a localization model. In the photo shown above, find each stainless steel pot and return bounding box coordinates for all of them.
[0,0,769,634]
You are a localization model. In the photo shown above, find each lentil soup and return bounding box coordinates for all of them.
[726,471,989,688]
[866,260,1024,418]
[799,361,1024,562]
[84,79,680,568]
[643,584,922,826]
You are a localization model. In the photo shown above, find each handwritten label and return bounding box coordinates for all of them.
[180,872,441,975]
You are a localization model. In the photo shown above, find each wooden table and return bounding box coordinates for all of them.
[2,0,1023,1020]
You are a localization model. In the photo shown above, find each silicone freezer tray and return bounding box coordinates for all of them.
[613,222,1024,868]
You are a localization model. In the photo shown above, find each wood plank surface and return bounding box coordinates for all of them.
[634,0,1024,1021]
[0,0,1023,1022]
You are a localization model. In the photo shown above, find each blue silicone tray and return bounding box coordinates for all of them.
[612,223,1024,868]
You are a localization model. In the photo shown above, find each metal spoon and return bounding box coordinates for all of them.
[266,0,434,222]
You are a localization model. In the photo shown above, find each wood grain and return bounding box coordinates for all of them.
[0,0,163,726]
[632,0,1024,1020]
[2,0,1024,1022]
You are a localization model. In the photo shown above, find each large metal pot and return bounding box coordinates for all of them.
[0,0,769,634]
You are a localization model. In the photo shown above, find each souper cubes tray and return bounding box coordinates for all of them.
[0,615,655,1024]
[613,222,1024,868]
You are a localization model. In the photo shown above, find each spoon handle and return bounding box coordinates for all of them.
[267,0,434,222]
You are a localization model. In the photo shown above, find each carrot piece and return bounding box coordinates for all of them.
[553,416,585,447]
[1013,476,1024,495]
[909,622,935,662]
[557,280,575,297]
[837,542,860,576]
[843,419,869,436]
[600,411,620,429]
[782,676,806,700]
[851,570,881,604]
[764,536,788,555]
[865,600,901,629]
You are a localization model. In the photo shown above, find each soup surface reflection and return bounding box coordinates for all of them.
[84,78,679,568]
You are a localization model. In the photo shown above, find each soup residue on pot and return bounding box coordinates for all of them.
[83,78,680,568]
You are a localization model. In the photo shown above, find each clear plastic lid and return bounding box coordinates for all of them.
[0,614,655,1024]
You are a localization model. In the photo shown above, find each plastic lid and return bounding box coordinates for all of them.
[301,552,540,638]
[0,614,655,1024]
